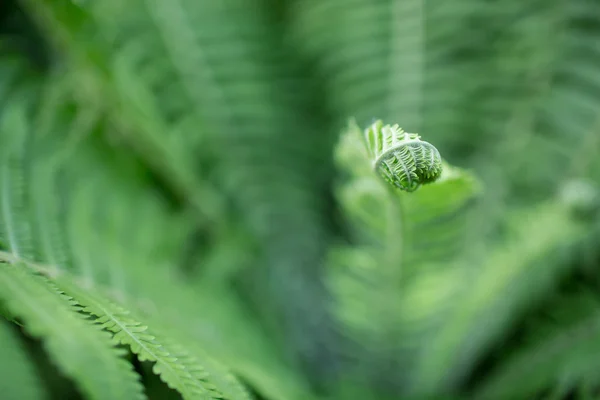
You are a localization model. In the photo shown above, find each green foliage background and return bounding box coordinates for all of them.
[2,1,600,399]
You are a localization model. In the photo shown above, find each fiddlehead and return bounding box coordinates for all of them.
[365,120,443,192]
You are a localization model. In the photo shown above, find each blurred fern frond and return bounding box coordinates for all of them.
[0,48,311,400]
[18,0,342,380]
[3,0,600,399]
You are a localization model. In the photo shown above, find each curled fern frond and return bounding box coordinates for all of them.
[365,120,443,192]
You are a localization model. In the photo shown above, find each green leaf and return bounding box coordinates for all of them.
[0,52,307,400]
[0,262,145,400]
[21,1,341,378]
[54,276,246,400]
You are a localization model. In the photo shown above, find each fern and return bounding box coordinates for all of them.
[54,277,237,400]
[292,1,600,396]
[4,0,600,398]
[20,0,342,379]
[135,278,319,400]
[0,54,260,400]
[328,119,600,398]
[327,120,480,395]
[0,261,146,400]
[0,251,258,400]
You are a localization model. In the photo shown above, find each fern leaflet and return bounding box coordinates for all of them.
[0,262,146,400]
[55,277,237,400]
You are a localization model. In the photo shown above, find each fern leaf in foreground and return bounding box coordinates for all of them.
[0,318,46,399]
[0,262,145,400]
[55,277,246,400]
[135,277,316,400]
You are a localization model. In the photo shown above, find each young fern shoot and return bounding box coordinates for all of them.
[330,120,479,396]
[365,120,443,192]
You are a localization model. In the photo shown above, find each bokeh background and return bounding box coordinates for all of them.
[2,1,600,399]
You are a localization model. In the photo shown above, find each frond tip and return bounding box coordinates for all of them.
[365,120,443,192]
